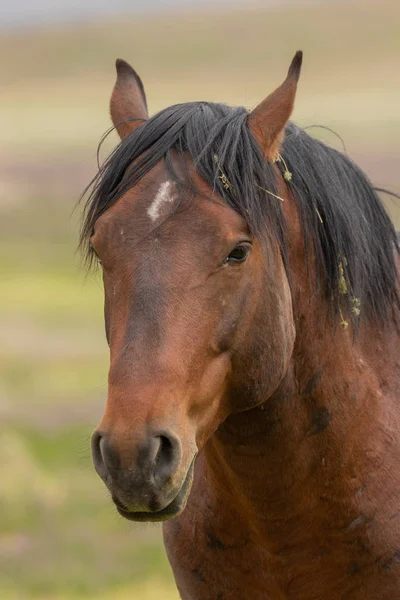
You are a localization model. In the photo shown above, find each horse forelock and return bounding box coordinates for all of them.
[80,102,400,327]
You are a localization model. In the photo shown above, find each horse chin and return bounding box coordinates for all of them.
[115,460,195,523]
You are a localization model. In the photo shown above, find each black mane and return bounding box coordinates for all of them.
[81,101,400,325]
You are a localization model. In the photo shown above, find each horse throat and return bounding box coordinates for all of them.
[199,297,400,596]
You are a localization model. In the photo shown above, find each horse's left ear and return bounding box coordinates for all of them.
[248,51,303,161]
[110,58,149,139]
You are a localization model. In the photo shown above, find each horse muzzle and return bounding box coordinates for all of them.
[91,427,196,521]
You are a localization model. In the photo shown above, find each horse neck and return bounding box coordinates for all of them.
[204,207,400,543]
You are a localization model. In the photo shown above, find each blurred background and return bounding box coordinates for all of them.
[1,0,399,598]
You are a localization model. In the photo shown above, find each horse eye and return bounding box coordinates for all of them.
[226,244,251,264]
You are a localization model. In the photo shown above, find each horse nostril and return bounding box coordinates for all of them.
[91,430,106,476]
[152,432,181,485]
[155,435,173,468]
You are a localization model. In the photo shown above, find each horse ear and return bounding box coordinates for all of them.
[110,58,148,139]
[248,51,303,161]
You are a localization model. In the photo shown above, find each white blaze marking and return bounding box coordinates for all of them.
[147,181,175,222]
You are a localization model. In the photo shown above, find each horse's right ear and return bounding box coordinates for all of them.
[110,59,148,139]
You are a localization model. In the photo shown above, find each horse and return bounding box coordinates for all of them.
[81,52,400,599]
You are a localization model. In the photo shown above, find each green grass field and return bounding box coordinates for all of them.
[1,1,400,598]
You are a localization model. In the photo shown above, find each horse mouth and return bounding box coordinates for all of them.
[115,461,195,523]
